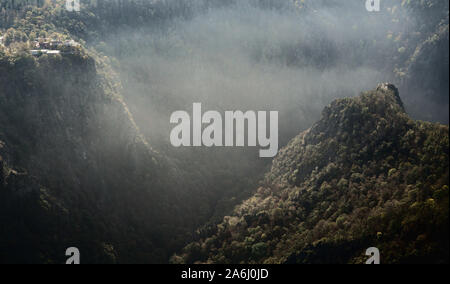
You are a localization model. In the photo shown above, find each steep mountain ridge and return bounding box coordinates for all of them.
[176,84,449,264]
[0,0,448,264]
[0,49,202,263]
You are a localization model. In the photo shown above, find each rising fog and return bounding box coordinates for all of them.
[1,0,448,263]
[93,0,448,153]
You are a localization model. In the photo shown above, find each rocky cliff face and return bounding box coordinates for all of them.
[176,84,449,264]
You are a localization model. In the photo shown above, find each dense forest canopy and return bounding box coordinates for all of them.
[1,0,448,123]
[176,85,449,264]
[0,0,448,264]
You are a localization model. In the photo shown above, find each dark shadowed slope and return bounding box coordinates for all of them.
[0,49,212,263]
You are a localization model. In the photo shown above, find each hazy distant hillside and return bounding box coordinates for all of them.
[176,85,449,264]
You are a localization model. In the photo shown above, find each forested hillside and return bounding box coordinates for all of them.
[0,0,448,264]
[0,42,181,263]
[0,0,263,263]
[176,84,449,264]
